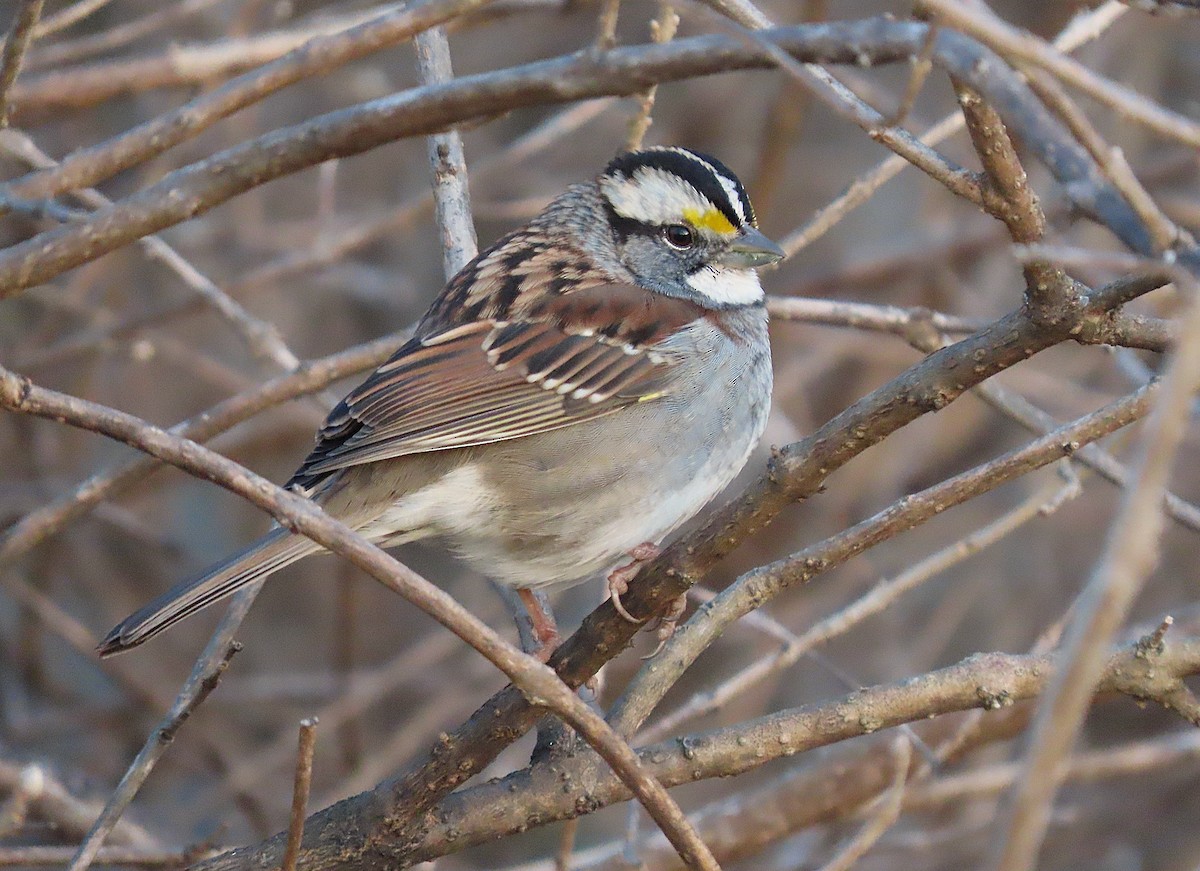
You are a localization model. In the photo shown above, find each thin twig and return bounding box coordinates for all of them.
[281,719,318,871]
[988,266,1200,870]
[0,366,721,871]
[921,0,1200,148]
[887,22,938,127]
[640,473,1079,744]
[972,380,1200,533]
[28,0,115,39]
[594,0,620,50]
[0,129,304,374]
[27,0,230,69]
[767,296,986,335]
[813,738,911,871]
[626,0,679,150]
[903,728,1200,812]
[414,27,478,278]
[18,8,434,109]
[65,641,242,871]
[556,818,580,871]
[0,0,44,127]
[0,762,157,848]
[210,632,458,809]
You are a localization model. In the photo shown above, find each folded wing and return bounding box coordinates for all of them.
[287,318,677,490]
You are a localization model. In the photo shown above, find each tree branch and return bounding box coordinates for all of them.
[403,633,1200,866]
[0,366,721,871]
[0,18,1186,298]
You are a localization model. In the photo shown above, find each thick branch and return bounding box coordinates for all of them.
[404,634,1200,865]
[0,18,1180,298]
[187,269,1167,869]
[2,0,490,202]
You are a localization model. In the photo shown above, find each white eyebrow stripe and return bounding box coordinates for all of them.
[599,167,726,227]
[646,147,747,224]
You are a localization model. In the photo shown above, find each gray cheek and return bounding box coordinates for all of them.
[618,236,691,294]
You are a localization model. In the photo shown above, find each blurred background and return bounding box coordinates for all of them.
[2,0,1200,868]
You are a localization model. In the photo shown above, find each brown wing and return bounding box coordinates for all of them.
[286,317,676,489]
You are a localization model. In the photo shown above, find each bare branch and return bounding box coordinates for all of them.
[281,720,318,871]
[0,18,1180,298]
[404,633,1200,865]
[4,0,489,203]
[414,27,478,277]
[0,0,43,127]
[27,0,229,69]
[29,0,115,39]
[922,0,1200,148]
[812,738,911,871]
[626,1,679,150]
[66,641,242,871]
[988,266,1200,869]
[0,365,721,871]
[0,761,156,849]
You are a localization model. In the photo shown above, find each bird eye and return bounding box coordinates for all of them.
[662,224,695,250]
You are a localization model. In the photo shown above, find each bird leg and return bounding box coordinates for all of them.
[606,541,662,623]
[517,587,561,662]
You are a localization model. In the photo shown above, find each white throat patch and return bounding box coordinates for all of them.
[685,265,764,307]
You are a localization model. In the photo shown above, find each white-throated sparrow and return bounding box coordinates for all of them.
[99,146,782,658]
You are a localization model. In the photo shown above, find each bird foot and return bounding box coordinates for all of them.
[606,542,662,623]
[643,593,688,659]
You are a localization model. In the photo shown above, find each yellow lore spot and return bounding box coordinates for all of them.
[682,206,736,235]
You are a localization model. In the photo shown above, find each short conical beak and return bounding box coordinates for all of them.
[719,227,785,269]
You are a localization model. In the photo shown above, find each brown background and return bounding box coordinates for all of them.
[2,1,1200,869]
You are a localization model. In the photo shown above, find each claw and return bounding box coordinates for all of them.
[607,569,646,624]
[605,542,663,624]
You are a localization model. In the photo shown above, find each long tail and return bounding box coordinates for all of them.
[97,530,316,657]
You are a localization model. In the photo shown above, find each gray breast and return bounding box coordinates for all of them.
[444,307,771,588]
